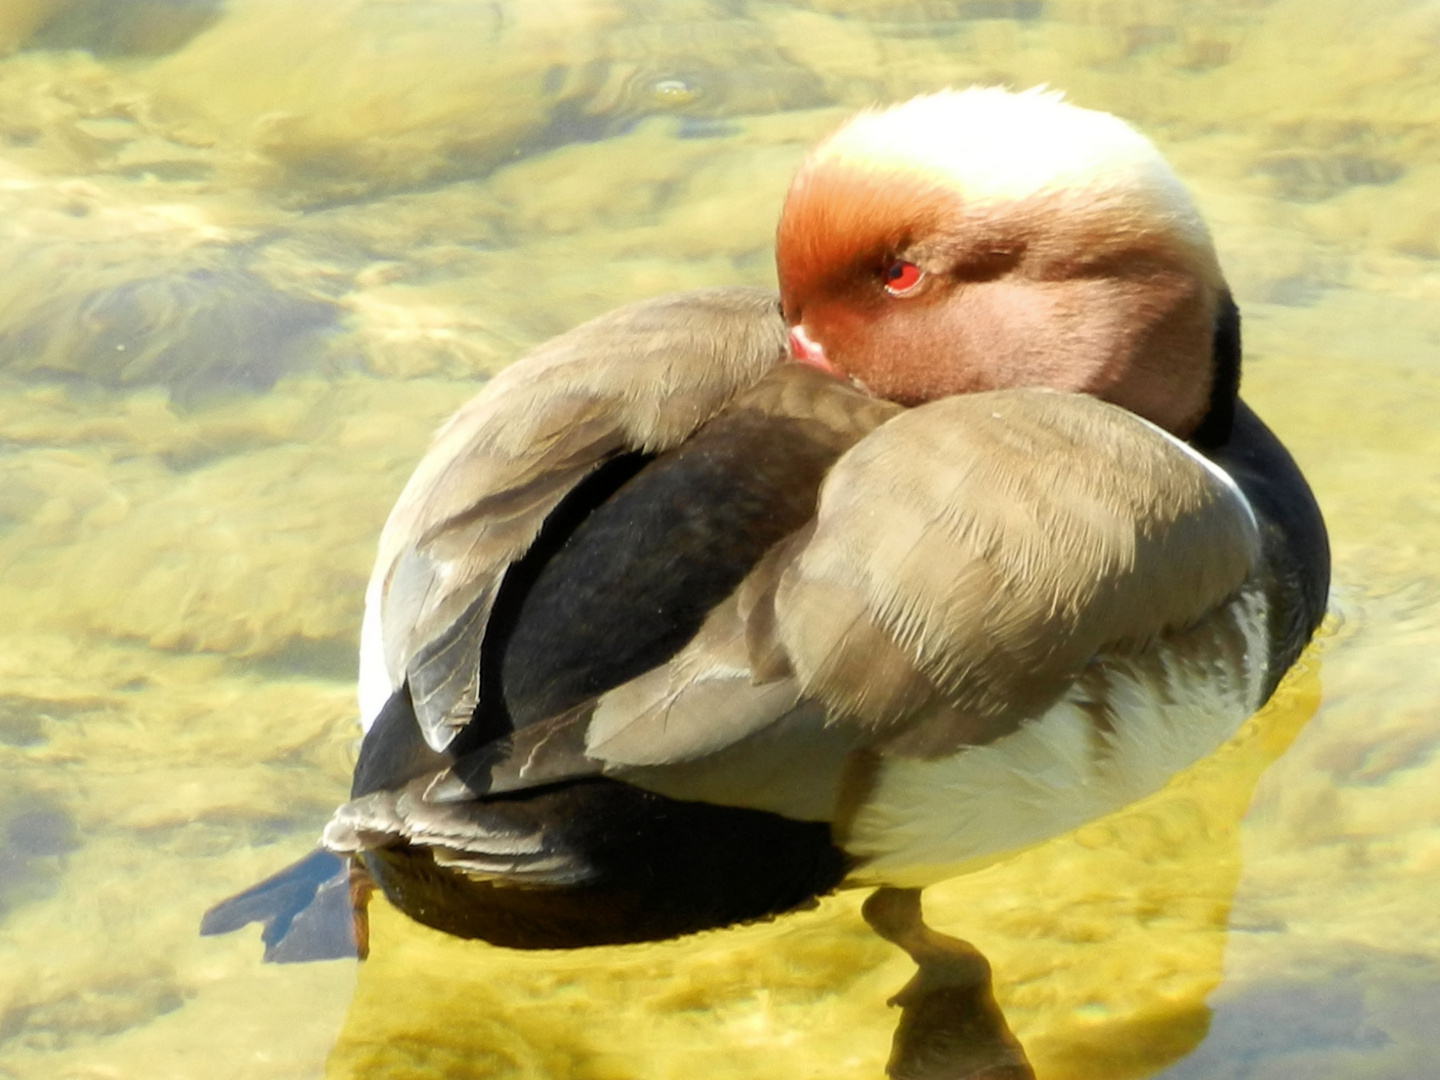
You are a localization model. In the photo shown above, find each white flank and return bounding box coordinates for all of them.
[844,585,1270,886]
[356,581,390,732]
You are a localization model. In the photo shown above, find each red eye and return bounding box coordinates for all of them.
[882,260,923,296]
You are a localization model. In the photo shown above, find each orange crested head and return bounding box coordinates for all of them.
[775,87,1229,438]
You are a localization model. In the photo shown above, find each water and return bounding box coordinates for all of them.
[1,1,1438,1077]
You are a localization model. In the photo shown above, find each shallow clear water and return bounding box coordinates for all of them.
[2,1,1438,1077]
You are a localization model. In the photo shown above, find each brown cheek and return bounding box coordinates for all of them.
[850,296,996,405]
[1110,272,1215,436]
[810,287,1043,406]
[869,280,1124,404]
[804,301,871,370]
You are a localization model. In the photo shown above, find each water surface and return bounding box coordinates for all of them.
[2,1,1438,1078]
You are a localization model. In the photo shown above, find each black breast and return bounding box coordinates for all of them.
[1208,400,1330,695]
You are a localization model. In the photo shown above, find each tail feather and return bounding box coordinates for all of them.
[201,848,362,963]
[323,784,597,886]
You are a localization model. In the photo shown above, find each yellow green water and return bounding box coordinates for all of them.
[2,1,1438,1077]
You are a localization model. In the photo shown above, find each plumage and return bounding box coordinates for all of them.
[358,286,790,751]
[203,87,1328,957]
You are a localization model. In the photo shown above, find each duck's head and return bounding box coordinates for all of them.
[776,87,1229,439]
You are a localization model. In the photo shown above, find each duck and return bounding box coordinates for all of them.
[202,86,1328,962]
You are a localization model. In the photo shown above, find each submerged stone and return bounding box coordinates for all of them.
[0,262,339,406]
[525,41,830,155]
[0,791,78,917]
[24,0,225,58]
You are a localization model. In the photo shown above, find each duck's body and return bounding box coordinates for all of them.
[203,88,1327,958]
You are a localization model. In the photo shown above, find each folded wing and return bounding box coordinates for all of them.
[773,389,1261,758]
[359,286,790,751]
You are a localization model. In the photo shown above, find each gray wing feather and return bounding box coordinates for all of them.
[360,287,788,750]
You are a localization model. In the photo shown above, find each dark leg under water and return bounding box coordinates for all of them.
[863,887,1035,1080]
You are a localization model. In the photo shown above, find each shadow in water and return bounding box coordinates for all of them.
[208,853,1038,1079]
[863,887,1035,1080]
[202,659,1326,1078]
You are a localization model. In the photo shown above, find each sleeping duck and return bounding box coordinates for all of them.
[203,87,1328,959]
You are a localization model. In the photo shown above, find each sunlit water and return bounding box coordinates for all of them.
[2,1,1438,1078]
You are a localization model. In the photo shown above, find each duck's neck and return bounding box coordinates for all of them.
[1187,288,1242,452]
